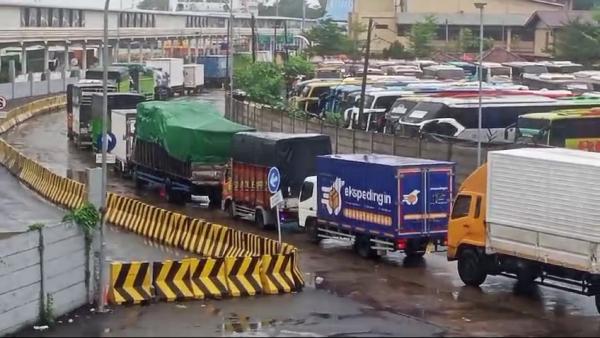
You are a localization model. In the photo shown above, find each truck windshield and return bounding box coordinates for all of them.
[516,117,550,143]
[522,65,548,75]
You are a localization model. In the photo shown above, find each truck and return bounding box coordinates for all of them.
[197,55,227,87]
[448,148,600,312]
[90,93,146,151]
[222,133,332,229]
[145,58,184,96]
[299,154,454,258]
[70,80,116,148]
[131,101,254,204]
[111,109,137,175]
[183,64,205,95]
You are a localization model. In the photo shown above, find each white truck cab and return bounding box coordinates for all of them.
[298,176,317,229]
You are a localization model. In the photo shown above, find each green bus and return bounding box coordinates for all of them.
[85,66,131,93]
[516,108,600,151]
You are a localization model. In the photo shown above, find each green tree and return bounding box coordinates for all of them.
[305,18,354,56]
[382,41,413,59]
[282,55,314,83]
[234,62,283,106]
[456,28,495,53]
[554,18,600,66]
[259,0,327,19]
[409,15,437,58]
[137,0,169,10]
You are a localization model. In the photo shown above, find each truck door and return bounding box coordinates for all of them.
[125,117,136,161]
[425,168,453,235]
[398,167,452,235]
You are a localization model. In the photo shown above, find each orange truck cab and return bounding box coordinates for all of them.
[447,164,487,261]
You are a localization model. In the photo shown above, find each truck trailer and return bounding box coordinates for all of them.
[131,101,254,204]
[299,154,454,258]
[111,109,137,175]
[448,148,600,312]
[145,58,185,96]
[184,64,205,95]
[222,132,332,229]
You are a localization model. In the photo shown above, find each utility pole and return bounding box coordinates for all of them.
[99,0,111,313]
[275,0,279,16]
[273,22,278,63]
[225,16,230,89]
[475,2,486,166]
[302,0,306,31]
[251,14,256,63]
[283,20,289,61]
[228,0,234,115]
[358,19,373,120]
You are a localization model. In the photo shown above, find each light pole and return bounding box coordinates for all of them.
[475,1,486,166]
[99,0,111,313]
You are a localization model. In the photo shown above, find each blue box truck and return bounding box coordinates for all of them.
[298,154,455,258]
[197,55,227,87]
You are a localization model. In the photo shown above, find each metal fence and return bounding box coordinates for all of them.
[228,99,522,184]
[0,72,78,100]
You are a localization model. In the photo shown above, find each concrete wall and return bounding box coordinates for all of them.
[0,223,90,336]
[0,6,21,29]
[228,100,528,185]
[0,75,78,100]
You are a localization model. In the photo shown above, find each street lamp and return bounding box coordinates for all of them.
[474,1,486,166]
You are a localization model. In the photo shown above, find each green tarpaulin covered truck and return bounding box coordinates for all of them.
[131,101,254,204]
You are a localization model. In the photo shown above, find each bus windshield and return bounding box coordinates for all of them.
[516,117,551,142]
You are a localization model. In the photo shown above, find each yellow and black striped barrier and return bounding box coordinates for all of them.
[189,257,229,299]
[153,259,195,302]
[109,261,154,305]
[224,256,263,297]
[260,254,296,295]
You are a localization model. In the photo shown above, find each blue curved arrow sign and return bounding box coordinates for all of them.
[267,167,281,194]
[96,132,117,153]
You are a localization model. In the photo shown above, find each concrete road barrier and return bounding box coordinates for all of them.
[153,259,195,302]
[109,261,154,305]
[260,254,296,295]
[224,256,263,297]
[189,257,229,299]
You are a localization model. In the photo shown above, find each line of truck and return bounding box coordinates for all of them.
[63,90,600,313]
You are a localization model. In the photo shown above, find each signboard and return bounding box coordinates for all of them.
[96,132,117,153]
[267,167,281,194]
[96,153,116,164]
[0,96,7,111]
[270,190,284,209]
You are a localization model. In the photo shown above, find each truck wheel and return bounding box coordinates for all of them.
[458,249,487,287]
[167,189,186,205]
[595,295,600,314]
[306,218,321,244]
[133,171,145,190]
[354,235,378,259]
[405,249,426,259]
[255,211,269,230]
[225,200,237,219]
[208,188,222,206]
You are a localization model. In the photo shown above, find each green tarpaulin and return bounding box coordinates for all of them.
[136,101,254,164]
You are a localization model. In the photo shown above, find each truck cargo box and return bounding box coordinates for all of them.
[487,148,600,273]
[136,101,254,165]
[317,154,454,239]
[231,132,332,198]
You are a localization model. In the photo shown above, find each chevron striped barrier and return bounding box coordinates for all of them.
[224,256,263,297]
[109,261,154,305]
[260,254,295,295]
[153,259,195,302]
[189,257,229,299]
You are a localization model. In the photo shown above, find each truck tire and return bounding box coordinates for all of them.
[255,211,269,230]
[354,235,378,259]
[595,295,600,314]
[208,187,222,206]
[306,218,321,244]
[458,249,487,287]
[225,200,237,219]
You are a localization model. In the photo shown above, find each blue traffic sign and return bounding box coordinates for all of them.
[96,132,117,153]
[267,167,281,194]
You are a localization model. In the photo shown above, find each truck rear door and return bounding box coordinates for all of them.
[398,167,452,236]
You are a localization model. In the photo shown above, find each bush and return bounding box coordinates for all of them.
[234,62,284,106]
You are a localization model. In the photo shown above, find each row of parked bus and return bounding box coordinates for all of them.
[290,59,600,151]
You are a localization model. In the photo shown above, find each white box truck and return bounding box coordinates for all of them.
[145,58,184,97]
[184,64,204,95]
[448,147,600,313]
[111,109,137,175]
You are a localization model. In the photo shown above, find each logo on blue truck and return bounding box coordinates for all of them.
[321,177,393,217]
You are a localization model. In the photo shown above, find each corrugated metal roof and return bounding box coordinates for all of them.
[397,12,531,26]
[526,10,595,27]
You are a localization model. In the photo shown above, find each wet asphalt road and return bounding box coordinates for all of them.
[6,90,600,336]
[0,166,63,233]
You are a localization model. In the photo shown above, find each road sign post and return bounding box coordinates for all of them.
[268,167,283,249]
